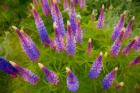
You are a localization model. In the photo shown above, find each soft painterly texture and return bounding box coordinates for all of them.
[133,37,140,50]
[129,55,140,65]
[79,0,86,9]
[116,82,124,90]
[41,0,51,16]
[12,26,40,62]
[102,67,118,90]
[63,0,69,10]
[0,57,18,77]
[10,61,39,85]
[38,63,59,85]
[87,38,93,55]
[66,67,79,92]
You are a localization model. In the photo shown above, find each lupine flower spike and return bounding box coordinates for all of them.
[0,57,18,78]
[97,4,105,29]
[133,37,140,50]
[87,38,93,55]
[112,11,126,41]
[41,0,51,16]
[12,26,40,62]
[110,28,125,57]
[31,4,53,48]
[32,0,39,8]
[66,21,76,55]
[75,18,83,43]
[38,63,59,85]
[53,22,65,52]
[124,16,135,38]
[89,52,103,79]
[102,67,118,90]
[66,67,79,92]
[79,0,86,9]
[10,61,39,85]
[63,0,69,11]
[116,82,124,90]
[129,55,140,66]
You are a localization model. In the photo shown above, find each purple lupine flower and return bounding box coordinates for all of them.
[69,0,77,34]
[53,22,65,52]
[12,26,40,62]
[64,0,69,10]
[116,82,124,90]
[89,52,103,79]
[133,37,140,50]
[51,0,65,36]
[129,55,140,66]
[66,67,79,92]
[75,19,83,43]
[110,28,125,57]
[112,11,126,41]
[10,61,39,85]
[66,21,76,55]
[31,5,53,48]
[0,57,18,78]
[41,0,51,16]
[87,38,93,55]
[102,67,118,90]
[97,5,105,29]
[79,0,86,9]
[38,63,59,85]
[124,16,135,38]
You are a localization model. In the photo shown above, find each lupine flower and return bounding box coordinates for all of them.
[129,55,140,66]
[89,52,103,79]
[75,19,83,43]
[112,11,126,41]
[69,0,77,34]
[12,26,40,62]
[102,67,118,90]
[41,0,51,16]
[110,28,125,57]
[79,0,86,9]
[122,37,137,56]
[64,0,69,10]
[0,57,18,78]
[66,67,79,92]
[10,61,39,85]
[53,22,65,52]
[97,5,105,29]
[87,38,93,55]
[133,37,140,50]
[51,0,65,36]
[31,5,53,48]
[38,63,59,85]
[66,21,76,55]
[124,16,135,38]
[116,82,124,90]
[32,0,39,8]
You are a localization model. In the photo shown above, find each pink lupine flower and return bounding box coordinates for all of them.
[64,0,69,10]
[38,63,59,85]
[97,4,105,29]
[10,61,39,85]
[32,0,39,8]
[41,0,51,16]
[129,55,140,66]
[87,38,93,55]
[79,0,86,9]
[102,67,118,90]
[12,26,40,62]
[66,67,79,92]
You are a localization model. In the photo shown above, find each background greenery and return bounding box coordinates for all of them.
[0,0,140,93]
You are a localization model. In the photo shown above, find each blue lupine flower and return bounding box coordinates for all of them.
[66,21,76,55]
[31,5,53,48]
[102,67,118,90]
[12,26,40,62]
[97,5,105,29]
[0,57,18,78]
[38,63,59,85]
[10,61,39,85]
[41,0,51,16]
[89,52,103,79]
[66,67,79,92]
[87,38,93,55]
[129,55,140,66]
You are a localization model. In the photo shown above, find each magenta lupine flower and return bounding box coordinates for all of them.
[97,5,105,29]
[75,19,83,43]
[133,37,140,50]
[89,52,103,79]
[102,67,118,90]
[69,0,77,34]
[64,0,69,10]
[129,55,140,66]
[124,16,135,38]
[112,12,126,41]
[87,38,93,55]
[110,28,125,57]
[79,0,86,9]
[66,67,79,92]
[41,0,51,16]
[12,26,40,62]
[10,61,39,85]
[0,57,18,78]
[38,63,59,85]
[66,21,76,55]
[116,82,124,90]
[31,5,53,48]
[53,22,65,52]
